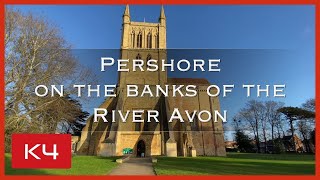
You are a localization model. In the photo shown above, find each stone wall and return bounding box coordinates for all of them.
[115,132,161,156]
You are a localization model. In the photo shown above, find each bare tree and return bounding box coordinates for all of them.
[302,98,315,112]
[278,106,314,153]
[237,100,265,153]
[260,104,269,153]
[297,120,313,152]
[236,100,287,153]
[232,117,242,132]
[300,98,315,152]
[265,101,284,152]
[248,100,265,153]
[5,9,95,151]
[274,115,286,138]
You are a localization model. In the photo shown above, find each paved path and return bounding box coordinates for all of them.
[109,157,156,175]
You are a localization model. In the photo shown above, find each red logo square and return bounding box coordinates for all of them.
[12,134,71,169]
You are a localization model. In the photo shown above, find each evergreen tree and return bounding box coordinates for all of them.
[235,130,254,153]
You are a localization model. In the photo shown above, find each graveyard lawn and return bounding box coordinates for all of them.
[154,152,315,175]
[5,153,118,175]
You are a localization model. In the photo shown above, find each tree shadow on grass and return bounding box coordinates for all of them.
[226,153,315,162]
[95,156,120,161]
[155,156,315,175]
[5,154,50,175]
[5,154,119,175]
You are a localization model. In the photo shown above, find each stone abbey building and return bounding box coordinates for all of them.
[76,5,226,157]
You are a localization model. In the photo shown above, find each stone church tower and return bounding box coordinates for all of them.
[77,5,226,157]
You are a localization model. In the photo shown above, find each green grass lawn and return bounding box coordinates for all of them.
[154,152,315,175]
[6,152,315,175]
[5,153,118,175]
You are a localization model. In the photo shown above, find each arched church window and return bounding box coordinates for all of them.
[191,114,199,131]
[135,110,144,131]
[155,34,159,49]
[135,54,143,67]
[143,122,149,131]
[147,32,152,48]
[137,32,142,48]
[131,31,135,48]
[136,53,142,59]
[135,122,141,131]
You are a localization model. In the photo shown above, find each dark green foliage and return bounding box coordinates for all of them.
[278,107,315,120]
[273,139,286,154]
[278,106,315,152]
[235,130,254,153]
[57,95,89,136]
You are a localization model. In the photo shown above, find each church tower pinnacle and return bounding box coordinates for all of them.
[121,5,130,49]
[123,4,130,24]
[159,5,166,25]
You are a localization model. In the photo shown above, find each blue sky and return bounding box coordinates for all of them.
[11,5,315,140]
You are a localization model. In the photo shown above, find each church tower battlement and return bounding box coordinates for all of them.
[118,5,167,87]
[121,5,166,50]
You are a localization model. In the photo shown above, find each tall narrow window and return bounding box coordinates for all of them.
[147,32,152,48]
[137,32,142,48]
[143,122,149,131]
[131,31,135,48]
[135,54,143,68]
[155,34,159,49]
[136,53,142,59]
[135,111,144,131]
[191,114,199,131]
[135,122,141,131]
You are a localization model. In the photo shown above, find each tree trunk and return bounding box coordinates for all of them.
[289,119,296,152]
[271,125,274,153]
[255,123,260,153]
[263,132,267,153]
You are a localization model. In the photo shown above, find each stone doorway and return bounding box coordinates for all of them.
[137,140,146,157]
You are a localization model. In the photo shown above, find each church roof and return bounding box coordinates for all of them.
[167,78,210,85]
